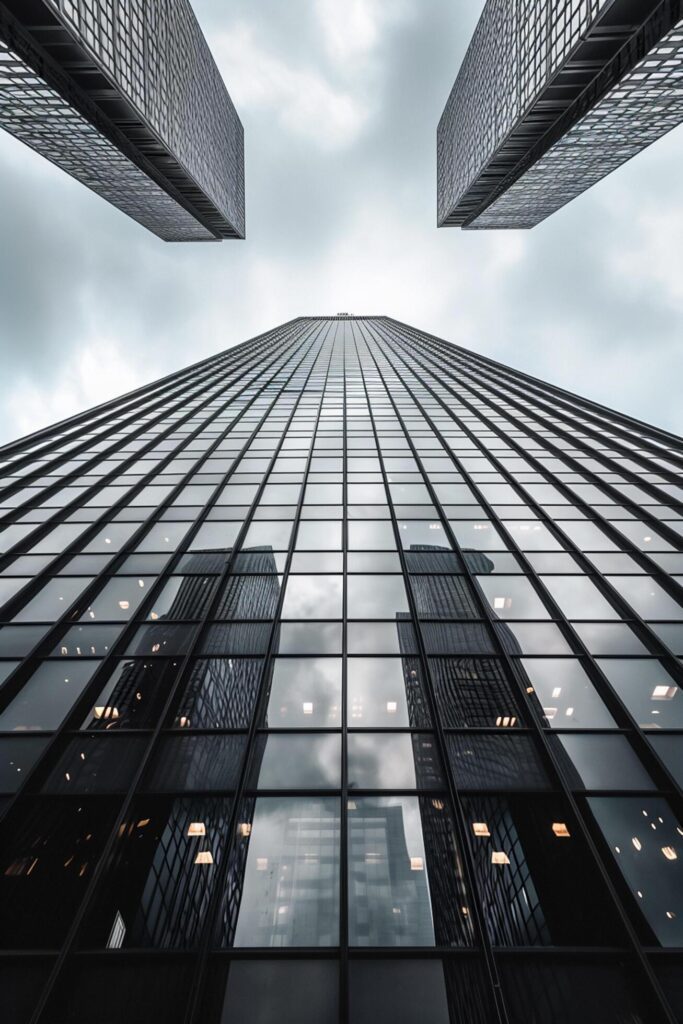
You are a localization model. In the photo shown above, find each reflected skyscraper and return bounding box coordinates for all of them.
[0,315,681,1023]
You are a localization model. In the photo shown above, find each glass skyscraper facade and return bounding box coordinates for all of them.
[0,0,244,241]
[437,0,683,229]
[0,314,682,1023]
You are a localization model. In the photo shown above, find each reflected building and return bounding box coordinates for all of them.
[0,0,244,240]
[0,315,682,1022]
[438,0,683,229]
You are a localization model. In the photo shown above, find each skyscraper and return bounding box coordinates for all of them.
[0,0,244,241]
[0,315,682,1023]
[438,0,683,229]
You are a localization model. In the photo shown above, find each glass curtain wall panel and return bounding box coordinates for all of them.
[0,315,681,1023]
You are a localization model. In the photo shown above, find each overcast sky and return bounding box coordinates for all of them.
[0,0,682,447]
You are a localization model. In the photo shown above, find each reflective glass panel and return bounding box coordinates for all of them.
[347,656,430,727]
[588,796,683,946]
[263,658,341,727]
[597,659,683,729]
[519,658,616,729]
[228,796,340,947]
[348,796,472,947]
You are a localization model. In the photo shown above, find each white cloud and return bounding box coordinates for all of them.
[213,23,369,150]
[5,339,142,440]
[313,0,414,63]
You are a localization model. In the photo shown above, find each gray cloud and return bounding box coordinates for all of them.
[0,0,681,444]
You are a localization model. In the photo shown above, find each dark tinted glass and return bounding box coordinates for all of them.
[173,658,262,729]
[463,795,623,946]
[0,797,119,947]
[447,735,551,791]
[144,735,247,792]
[499,957,655,1024]
[431,657,524,728]
[80,796,232,948]
[215,960,338,1024]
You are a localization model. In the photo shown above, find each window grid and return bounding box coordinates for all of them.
[0,316,681,1024]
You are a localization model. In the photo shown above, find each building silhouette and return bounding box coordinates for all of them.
[0,0,244,240]
[438,0,683,229]
[0,315,681,1022]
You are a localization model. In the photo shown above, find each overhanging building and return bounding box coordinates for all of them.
[438,0,683,229]
[0,0,244,241]
[0,315,682,1023]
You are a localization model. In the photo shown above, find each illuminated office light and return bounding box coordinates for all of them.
[552,822,570,838]
[187,822,206,837]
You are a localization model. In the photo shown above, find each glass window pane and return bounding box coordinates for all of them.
[495,622,572,655]
[431,657,524,728]
[80,577,154,621]
[216,961,338,1024]
[348,521,396,551]
[50,960,192,1024]
[447,735,551,791]
[147,576,218,620]
[588,796,683,946]
[13,578,88,623]
[347,576,409,618]
[228,796,340,947]
[349,960,493,1024]
[463,795,623,947]
[173,658,262,729]
[648,735,683,787]
[0,797,120,948]
[541,576,618,620]
[606,576,683,621]
[573,623,648,655]
[501,520,562,551]
[411,575,479,619]
[41,736,146,794]
[398,520,451,550]
[281,576,343,619]
[347,656,430,727]
[81,797,231,949]
[519,658,616,729]
[499,957,652,1024]
[81,658,182,730]
[597,659,683,729]
[144,736,247,792]
[241,521,293,551]
[348,796,472,947]
[250,733,341,789]
[216,575,282,620]
[295,521,342,550]
[449,519,506,551]
[0,736,50,792]
[478,576,550,620]
[347,621,417,655]
[347,733,444,790]
[0,661,98,731]
[264,658,341,727]
[276,623,342,655]
[554,735,654,791]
